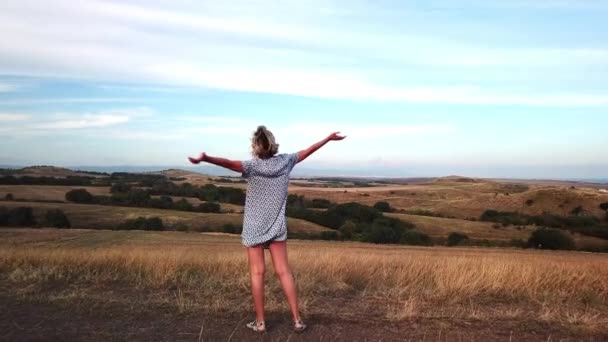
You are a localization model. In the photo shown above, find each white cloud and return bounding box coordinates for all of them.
[0,113,29,122]
[33,114,129,129]
[0,98,148,105]
[0,1,607,106]
[0,107,150,136]
[173,118,455,140]
[0,82,20,92]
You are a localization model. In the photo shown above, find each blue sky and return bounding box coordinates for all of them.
[0,0,607,178]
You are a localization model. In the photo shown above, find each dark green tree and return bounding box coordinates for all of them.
[45,209,71,228]
[447,232,469,246]
[373,201,392,212]
[527,228,575,250]
[65,189,94,203]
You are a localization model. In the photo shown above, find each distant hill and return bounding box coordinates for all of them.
[1,166,107,178]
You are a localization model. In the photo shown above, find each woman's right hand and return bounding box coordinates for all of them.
[188,152,207,164]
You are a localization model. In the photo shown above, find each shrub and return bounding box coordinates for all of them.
[360,217,412,244]
[2,207,37,227]
[328,202,383,226]
[362,223,402,244]
[571,206,583,216]
[4,193,14,201]
[45,209,71,228]
[174,223,189,232]
[399,230,432,246]
[310,198,332,209]
[198,202,221,213]
[287,194,307,209]
[480,210,526,226]
[339,221,357,240]
[373,201,392,212]
[126,188,151,206]
[525,199,534,206]
[509,238,526,248]
[527,228,575,250]
[217,186,246,205]
[0,207,8,225]
[65,189,94,203]
[174,198,193,211]
[120,217,164,231]
[110,182,131,193]
[600,202,608,220]
[222,224,242,234]
[447,232,469,246]
[320,231,339,240]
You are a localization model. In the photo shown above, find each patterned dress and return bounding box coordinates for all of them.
[240,152,299,247]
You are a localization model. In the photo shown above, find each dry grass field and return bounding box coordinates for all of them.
[0,201,331,235]
[2,168,608,339]
[292,179,608,220]
[1,228,607,341]
[0,185,110,202]
[2,175,608,247]
[385,213,608,250]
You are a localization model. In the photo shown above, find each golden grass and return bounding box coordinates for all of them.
[1,228,607,332]
[386,213,533,240]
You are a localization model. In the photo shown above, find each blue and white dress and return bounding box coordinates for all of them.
[240,152,299,247]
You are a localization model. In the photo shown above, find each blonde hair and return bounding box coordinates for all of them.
[251,125,279,159]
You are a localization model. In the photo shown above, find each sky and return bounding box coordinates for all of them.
[0,0,607,178]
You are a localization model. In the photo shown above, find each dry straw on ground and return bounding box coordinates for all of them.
[1,230,607,332]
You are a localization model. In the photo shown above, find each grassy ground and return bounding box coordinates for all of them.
[1,228,607,341]
[0,229,608,333]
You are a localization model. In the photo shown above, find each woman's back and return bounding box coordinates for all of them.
[241,152,299,247]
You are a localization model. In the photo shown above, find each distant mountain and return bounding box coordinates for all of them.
[2,164,607,184]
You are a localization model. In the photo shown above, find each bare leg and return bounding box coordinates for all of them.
[268,241,301,321]
[247,246,265,323]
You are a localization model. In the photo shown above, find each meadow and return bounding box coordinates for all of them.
[2,167,608,340]
[1,228,608,340]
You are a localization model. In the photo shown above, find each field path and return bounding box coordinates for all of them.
[0,293,590,342]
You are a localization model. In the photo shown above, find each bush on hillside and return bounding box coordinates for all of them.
[120,217,164,231]
[110,182,131,193]
[198,202,221,213]
[373,201,392,212]
[310,198,332,209]
[45,209,71,228]
[222,223,242,234]
[0,206,37,227]
[320,231,340,240]
[399,229,432,246]
[447,232,469,246]
[527,228,575,250]
[65,189,94,203]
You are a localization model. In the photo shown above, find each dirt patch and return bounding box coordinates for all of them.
[1,289,603,342]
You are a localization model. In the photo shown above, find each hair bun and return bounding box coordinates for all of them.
[255,125,267,136]
[251,125,279,158]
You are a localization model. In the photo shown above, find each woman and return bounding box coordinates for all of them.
[188,125,346,333]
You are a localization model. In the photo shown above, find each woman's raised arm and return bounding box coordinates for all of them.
[297,132,346,163]
[188,152,243,173]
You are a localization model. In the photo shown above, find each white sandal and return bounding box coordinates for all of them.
[294,319,307,333]
[246,319,266,333]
